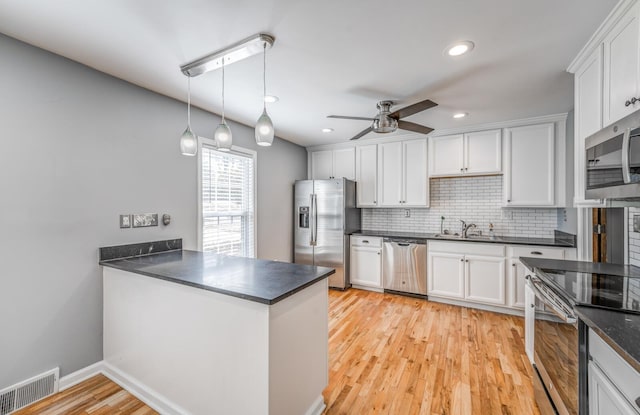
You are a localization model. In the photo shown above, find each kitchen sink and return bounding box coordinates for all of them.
[433,234,495,241]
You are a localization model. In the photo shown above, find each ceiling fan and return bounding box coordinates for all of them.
[327,99,438,140]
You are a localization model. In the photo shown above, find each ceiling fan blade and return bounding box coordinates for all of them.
[327,115,375,121]
[390,99,438,119]
[350,126,373,140]
[397,120,434,135]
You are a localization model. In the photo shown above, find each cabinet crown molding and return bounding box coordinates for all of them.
[306,113,567,152]
[567,0,637,73]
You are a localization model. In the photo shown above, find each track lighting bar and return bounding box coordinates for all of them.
[180,33,275,77]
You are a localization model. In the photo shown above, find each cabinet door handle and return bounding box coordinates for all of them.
[460,258,464,262]
[465,259,469,263]
[625,97,639,107]
[530,251,543,255]
[460,168,464,172]
[377,252,380,255]
[507,199,511,203]
[512,263,516,267]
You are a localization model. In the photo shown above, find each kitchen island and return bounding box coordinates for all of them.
[99,239,334,415]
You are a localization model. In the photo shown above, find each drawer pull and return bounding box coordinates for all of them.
[530,251,543,255]
[363,240,369,243]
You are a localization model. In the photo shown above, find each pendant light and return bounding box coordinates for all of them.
[255,42,274,146]
[214,60,232,151]
[179,76,198,156]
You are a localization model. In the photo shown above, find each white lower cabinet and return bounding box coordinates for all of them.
[507,246,571,309]
[589,330,640,415]
[350,236,382,289]
[589,363,639,415]
[465,255,506,305]
[428,252,465,299]
[427,242,505,307]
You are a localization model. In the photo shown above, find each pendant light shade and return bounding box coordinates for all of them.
[180,76,198,156]
[215,122,232,151]
[215,61,232,151]
[255,42,274,147]
[255,109,274,146]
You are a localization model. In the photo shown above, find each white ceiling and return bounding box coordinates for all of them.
[0,0,618,147]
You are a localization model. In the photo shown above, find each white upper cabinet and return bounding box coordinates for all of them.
[503,123,555,206]
[464,130,502,175]
[310,148,355,180]
[575,45,606,206]
[379,139,429,207]
[403,139,429,206]
[355,144,378,207]
[429,134,464,176]
[603,1,640,127]
[429,130,501,177]
[378,142,404,206]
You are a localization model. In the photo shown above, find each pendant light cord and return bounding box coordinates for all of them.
[263,42,267,111]
[187,76,191,127]
[221,60,226,122]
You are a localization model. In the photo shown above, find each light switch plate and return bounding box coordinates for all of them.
[132,213,158,228]
[634,215,640,233]
[119,215,131,228]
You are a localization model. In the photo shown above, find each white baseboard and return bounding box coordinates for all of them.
[101,362,191,415]
[58,361,189,415]
[305,395,327,415]
[427,296,525,317]
[59,361,104,391]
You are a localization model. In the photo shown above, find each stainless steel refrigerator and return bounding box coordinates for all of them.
[294,179,361,289]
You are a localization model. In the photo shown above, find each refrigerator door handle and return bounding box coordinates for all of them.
[309,194,315,246]
[312,193,318,246]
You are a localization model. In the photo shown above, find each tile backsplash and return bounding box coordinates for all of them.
[362,176,561,237]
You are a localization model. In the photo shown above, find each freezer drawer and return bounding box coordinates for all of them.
[383,240,427,295]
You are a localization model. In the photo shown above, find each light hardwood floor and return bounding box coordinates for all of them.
[16,289,539,414]
[323,289,540,415]
[13,374,157,415]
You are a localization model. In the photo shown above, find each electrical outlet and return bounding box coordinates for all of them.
[404,209,410,218]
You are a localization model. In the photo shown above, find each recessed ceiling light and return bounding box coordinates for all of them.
[322,128,334,133]
[445,41,475,57]
[264,95,279,103]
[453,112,468,119]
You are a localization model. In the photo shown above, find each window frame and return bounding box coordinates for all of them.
[197,137,257,257]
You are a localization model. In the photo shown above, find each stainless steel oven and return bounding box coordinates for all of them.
[528,275,579,415]
[585,108,640,200]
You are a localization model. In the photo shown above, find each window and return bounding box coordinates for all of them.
[199,139,256,257]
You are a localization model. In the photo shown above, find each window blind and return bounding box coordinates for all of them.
[201,144,255,257]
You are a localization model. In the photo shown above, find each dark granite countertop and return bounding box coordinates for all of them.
[575,306,640,372]
[99,246,334,305]
[352,230,575,248]
[521,257,640,372]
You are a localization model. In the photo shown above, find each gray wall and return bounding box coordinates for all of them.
[0,33,306,388]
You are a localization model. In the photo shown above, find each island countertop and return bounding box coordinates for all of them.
[99,240,335,305]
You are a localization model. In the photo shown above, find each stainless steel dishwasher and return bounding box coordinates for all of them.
[382,237,427,296]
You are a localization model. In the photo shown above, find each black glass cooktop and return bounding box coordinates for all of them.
[538,269,640,314]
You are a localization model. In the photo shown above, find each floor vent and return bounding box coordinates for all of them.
[0,368,59,414]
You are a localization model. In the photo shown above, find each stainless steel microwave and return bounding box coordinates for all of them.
[585,109,640,200]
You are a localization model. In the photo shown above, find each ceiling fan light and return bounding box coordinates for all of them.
[214,121,233,151]
[372,116,398,133]
[255,109,274,146]
[180,127,198,156]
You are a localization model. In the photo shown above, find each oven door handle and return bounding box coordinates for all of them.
[622,127,632,184]
[528,276,577,324]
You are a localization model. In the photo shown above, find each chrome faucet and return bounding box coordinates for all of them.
[460,220,477,238]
